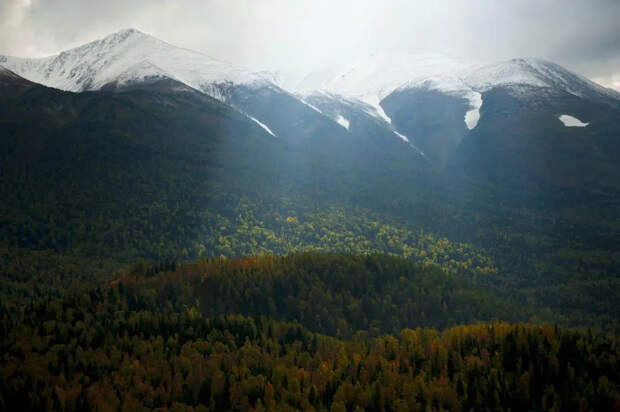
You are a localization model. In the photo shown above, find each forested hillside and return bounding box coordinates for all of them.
[2,253,619,411]
[1,66,619,410]
[1,71,619,332]
[120,254,526,337]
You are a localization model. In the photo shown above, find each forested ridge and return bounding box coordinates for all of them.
[1,253,619,411]
[121,254,532,337]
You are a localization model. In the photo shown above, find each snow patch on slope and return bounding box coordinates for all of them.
[558,114,589,127]
[392,131,428,158]
[464,92,482,130]
[336,115,350,130]
[402,76,484,130]
[392,130,409,142]
[371,101,393,124]
[248,115,276,136]
[299,99,323,114]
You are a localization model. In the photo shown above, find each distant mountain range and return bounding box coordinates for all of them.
[2,28,618,190]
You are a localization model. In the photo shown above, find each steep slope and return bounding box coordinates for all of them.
[290,55,465,155]
[5,33,617,173]
[0,29,359,147]
[382,77,481,165]
[432,58,620,190]
[0,70,432,260]
[452,82,620,191]
[0,69,291,257]
[289,55,619,169]
[285,54,478,157]
[299,91,427,156]
[378,58,620,176]
[0,65,39,94]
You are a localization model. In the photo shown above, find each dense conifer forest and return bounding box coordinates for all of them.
[2,253,619,411]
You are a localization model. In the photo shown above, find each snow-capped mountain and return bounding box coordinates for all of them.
[291,54,619,104]
[291,55,618,131]
[0,28,270,99]
[2,28,618,185]
[292,53,468,99]
[0,29,374,147]
[460,58,620,101]
[3,29,617,117]
[288,54,619,169]
[1,29,408,149]
[288,53,472,126]
[380,57,620,170]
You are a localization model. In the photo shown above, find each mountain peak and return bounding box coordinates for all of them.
[0,28,271,96]
[114,27,143,36]
[99,28,153,46]
[460,57,620,101]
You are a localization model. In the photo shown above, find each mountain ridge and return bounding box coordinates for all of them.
[2,28,618,184]
[2,28,618,111]
[0,28,271,98]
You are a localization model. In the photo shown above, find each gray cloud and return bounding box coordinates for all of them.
[1,0,619,90]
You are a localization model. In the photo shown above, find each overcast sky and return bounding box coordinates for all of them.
[1,0,619,90]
